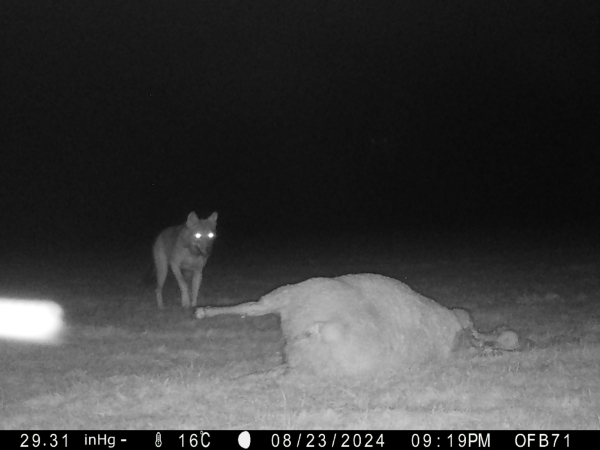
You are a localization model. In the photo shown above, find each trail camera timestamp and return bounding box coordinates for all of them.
[411,432,490,448]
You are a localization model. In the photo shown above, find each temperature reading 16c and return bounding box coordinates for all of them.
[179,432,211,448]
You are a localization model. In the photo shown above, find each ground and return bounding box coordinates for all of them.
[1,229,599,429]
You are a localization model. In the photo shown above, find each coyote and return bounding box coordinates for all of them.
[153,212,217,308]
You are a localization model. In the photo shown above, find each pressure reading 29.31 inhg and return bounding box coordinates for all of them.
[20,433,68,448]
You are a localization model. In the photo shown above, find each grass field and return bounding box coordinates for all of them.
[1,229,599,429]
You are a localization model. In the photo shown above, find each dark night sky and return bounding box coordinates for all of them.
[2,0,599,251]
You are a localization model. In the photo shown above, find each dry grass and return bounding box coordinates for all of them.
[1,232,599,429]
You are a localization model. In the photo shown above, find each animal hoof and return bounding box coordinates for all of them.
[495,330,520,350]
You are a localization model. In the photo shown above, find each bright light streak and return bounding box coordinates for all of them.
[0,298,64,344]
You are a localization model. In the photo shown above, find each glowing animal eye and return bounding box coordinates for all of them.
[208,232,215,238]
[194,232,202,239]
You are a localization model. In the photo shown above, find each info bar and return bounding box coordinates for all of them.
[6,430,586,449]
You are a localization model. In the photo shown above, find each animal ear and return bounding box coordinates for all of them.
[207,212,218,224]
[187,212,199,227]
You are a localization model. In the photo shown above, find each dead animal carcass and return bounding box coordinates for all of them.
[195,273,521,378]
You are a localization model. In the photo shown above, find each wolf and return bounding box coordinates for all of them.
[152,212,217,308]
